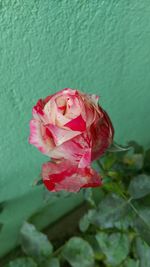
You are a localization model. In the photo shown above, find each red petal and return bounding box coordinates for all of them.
[91,109,114,160]
[42,159,102,192]
[65,115,86,132]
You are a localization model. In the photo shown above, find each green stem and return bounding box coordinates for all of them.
[128,199,150,230]
[52,244,65,257]
[118,191,150,231]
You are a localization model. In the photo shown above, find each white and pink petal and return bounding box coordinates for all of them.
[46,123,81,146]
[29,119,54,156]
[42,159,102,192]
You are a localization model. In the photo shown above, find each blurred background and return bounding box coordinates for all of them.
[0,0,150,259]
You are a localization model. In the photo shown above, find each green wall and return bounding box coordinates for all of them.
[0,0,150,257]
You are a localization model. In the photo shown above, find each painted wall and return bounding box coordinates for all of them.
[0,0,150,257]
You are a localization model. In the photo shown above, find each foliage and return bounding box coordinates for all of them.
[20,222,53,263]
[4,141,150,267]
[5,258,38,267]
[62,237,94,267]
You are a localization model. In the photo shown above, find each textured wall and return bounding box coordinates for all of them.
[0,0,150,256]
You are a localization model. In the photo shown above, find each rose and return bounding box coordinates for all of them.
[29,88,114,192]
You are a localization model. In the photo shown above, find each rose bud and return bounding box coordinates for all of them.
[29,88,114,192]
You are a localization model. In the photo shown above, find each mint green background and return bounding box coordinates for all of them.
[0,0,150,257]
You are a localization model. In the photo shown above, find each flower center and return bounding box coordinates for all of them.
[58,105,66,115]
[56,96,67,115]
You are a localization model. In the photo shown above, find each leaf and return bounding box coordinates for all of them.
[135,237,150,267]
[128,174,150,199]
[79,210,95,232]
[103,180,126,197]
[133,154,144,170]
[85,235,104,261]
[96,232,130,266]
[107,142,132,152]
[20,222,53,262]
[82,188,95,207]
[128,141,144,154]
[43,187,71,202]
[123,154,144,170]
[91,193,134,230]
[62,237,95,267]
[46,258,60,267]
[34,179,43,186]
[79,214,90,232]
[133,205,150,245]
[101,153,117,170]
[106,170,122,180]
[5,258,37,267]
[123,258,139,267]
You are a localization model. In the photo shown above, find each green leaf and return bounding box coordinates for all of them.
[128,174,150,199]
[132,154,144,170]
[79,214,90,232]
[33,179,43,186]
[62,237,95,267]
[20,222,53,262]
[106,170,122,180]
[135,237,150,267]
[101,152,117,170]
[123,258,139,267]
[91,193,134,230]
[45,258,60,267]
[103,180,126,197]
[133,205,150,245]
[82,188,95,207]
[5,258,37,267]
[128,141,144,154]
[107,142,131,152]
[96,232,130,266]
[85,235,104,261]
[123,154,144,170]
[79,210,95,232]
[43,187,71,202]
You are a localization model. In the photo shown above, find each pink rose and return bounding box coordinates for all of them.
[29,88,114,192]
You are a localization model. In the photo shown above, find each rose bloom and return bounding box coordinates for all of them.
[29,88,114,192]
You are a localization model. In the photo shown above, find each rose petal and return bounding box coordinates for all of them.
[64,114,86,132]
[87,93,99,105]
[91,110,114,160]
[65,93,81,119]
[32,99,49,125]
[48,131,92,164]
[32,99,44,117]
[78,148,92,168]
[42,159,102,192]
[43,99,58,124]
[46,123,81,146]
[29,119,54,156]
